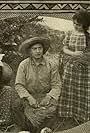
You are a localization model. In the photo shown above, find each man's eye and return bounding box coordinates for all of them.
[32,48,36,50]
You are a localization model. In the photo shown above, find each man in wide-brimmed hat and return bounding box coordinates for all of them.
[13,37,61,133]
[19,36,50,55]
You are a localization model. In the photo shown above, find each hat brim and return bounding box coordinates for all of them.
[19,37,50,55]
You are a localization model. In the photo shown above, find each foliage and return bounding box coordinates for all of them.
[0,15,65,84]
[0,15,44,68]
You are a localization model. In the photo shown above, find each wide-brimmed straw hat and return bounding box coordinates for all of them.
[19,37,50,55]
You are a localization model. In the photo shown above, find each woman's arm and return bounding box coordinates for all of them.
[63,46,74,56]
[63,46,83,56]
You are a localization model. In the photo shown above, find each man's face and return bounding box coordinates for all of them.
[29,43,44,59]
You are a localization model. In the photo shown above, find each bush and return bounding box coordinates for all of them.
[0,15,65,85]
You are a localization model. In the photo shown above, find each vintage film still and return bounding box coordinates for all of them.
[0,0,90,133]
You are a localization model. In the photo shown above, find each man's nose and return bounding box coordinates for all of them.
[36,48,40,52]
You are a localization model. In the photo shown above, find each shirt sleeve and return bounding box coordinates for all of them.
[63,31,71,47]
[47,63,61,101]
[15,62,31,99]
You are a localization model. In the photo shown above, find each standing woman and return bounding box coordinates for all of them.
[59,9,90,126]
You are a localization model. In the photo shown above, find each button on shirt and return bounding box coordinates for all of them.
[15,57,61,103]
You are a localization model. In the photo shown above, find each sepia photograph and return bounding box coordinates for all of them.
[0,0,90,133]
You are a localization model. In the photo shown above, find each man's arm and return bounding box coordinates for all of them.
[15,62,37,107]
[15,62,31,99]
[47,64,61,101]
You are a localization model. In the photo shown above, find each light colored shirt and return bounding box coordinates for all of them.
[15,56,61,102]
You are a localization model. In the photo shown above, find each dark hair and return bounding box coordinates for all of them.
[72,9,90,31]
[0,63,13,86]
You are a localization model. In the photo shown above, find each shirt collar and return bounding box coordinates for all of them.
[73,30,85,35]
[30,56,46,66]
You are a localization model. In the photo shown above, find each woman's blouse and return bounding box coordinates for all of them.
[63,31,86,51]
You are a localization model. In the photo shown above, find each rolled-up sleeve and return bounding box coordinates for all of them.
[47,64,61,101]
[15,62,30,99]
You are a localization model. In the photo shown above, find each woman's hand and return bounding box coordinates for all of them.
[72,51,83,56]
[63,46,83,56]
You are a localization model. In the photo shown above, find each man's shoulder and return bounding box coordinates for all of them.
[44,54,59,68]
[19,57,30,66]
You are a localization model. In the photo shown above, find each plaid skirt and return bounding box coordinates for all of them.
[59,61,90,122]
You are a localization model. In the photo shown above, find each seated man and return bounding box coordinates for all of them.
[13,37,61,133]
